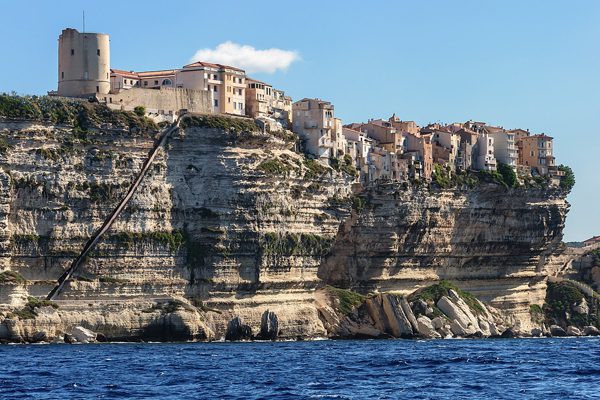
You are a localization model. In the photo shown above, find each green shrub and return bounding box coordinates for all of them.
[10,296,58,320]
[326,286,366,315]
[133,106,146,117]
[0,137,11,154]
[497,163,517,188]
[257,159,292,175]
[112,230,186,251]
[558,164,575,191]
[303,159,328,179]
[261,232,333,257]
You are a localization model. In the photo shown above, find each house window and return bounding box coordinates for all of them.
[71,49,74,55]
[233,102,237,109]
[228,97,231,103]
[97,49,100,56]
[162,79,172,86]
[214,99,219,107]
[214,86,218,92]
[144,81,148,86]
[154,80,158,85]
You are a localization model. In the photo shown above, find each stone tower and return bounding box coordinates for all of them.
[57,28,110,97]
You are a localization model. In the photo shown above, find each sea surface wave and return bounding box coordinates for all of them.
[1,338,599,399]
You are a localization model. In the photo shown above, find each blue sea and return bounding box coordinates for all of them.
[1,338,599,399]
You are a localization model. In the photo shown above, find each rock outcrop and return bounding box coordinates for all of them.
[0,108,574,342]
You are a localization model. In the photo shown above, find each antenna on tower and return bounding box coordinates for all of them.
[82,10,85,33]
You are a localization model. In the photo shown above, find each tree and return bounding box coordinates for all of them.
[558,164,575,191]
[497,163,517,188]
[133,105,146,117]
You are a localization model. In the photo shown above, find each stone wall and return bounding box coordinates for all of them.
[104,87,212,115]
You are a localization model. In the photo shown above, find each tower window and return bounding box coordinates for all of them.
[61,72,64,79]
[71,49,74,55]
[97,49,100,56]
[96,86,99,93]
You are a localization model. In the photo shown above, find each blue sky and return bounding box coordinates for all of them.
[1,0,598,241]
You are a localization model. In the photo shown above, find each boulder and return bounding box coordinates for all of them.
[488,321,500,337]
[477,317,491,337]
[550,325,567,337]
[416,316,441,339]
[438,296,481,336]
[31,331,48,343]
[380,295,413,338]
[448,290,479,326]
[566,326,582,336]
[450,319,478,337]
[431,316,446,330]
[583,326,600,336]
[572,298,589,315]
[259,310,279,340]
[400,297,419,332]
[225,316,253,341]
[71,326,97,343]
[411,299,429,317]
[63,333,76,344]
[531,328,543,337]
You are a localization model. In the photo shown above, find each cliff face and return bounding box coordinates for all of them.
[320,184,569,329]
[0,117,570,341]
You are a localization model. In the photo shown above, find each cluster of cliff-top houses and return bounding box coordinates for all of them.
[52,28,562,185]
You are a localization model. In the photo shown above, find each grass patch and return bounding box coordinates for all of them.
[0,270,27,284]
[303,158,328,179]
[257,159,292,175]
[180,114,258,132]
[326,286,366,315]
[0,94,158,132]
[111,230,186,251]
[9,296,59,320]
[261,232,333,257]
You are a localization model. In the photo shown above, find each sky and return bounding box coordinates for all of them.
[0,0,598,241]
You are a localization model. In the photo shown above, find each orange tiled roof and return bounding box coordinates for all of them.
[110,69,140,79]
[137,69,176,78]
[523,133,553,140]
[183,61,245,72]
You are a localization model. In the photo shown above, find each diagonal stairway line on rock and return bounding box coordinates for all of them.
[46,117,183,301]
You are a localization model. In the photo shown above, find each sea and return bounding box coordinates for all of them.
[1,338,599,399]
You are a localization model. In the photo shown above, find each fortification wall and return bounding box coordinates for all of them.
[104,87,212,115]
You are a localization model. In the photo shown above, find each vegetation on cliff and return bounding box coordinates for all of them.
[558,164,575,191]
[0,270,27,284]
[326,286,366,315]
[0,93,158,132]
[261,232,333,257]
[180,114,259,133]
[544,281,599,328]
[8,297,58,320]
[408,280,485,315]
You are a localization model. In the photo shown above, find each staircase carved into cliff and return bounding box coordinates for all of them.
[46,118,182,300]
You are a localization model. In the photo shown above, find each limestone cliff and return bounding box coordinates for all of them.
[0,104,571,342]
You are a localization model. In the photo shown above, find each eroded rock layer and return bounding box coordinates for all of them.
[0,119,570,341]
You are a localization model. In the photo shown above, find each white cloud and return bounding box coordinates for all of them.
[190,41,300,74]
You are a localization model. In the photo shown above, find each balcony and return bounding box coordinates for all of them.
[207,78,223,85]
[319,136,333,148]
